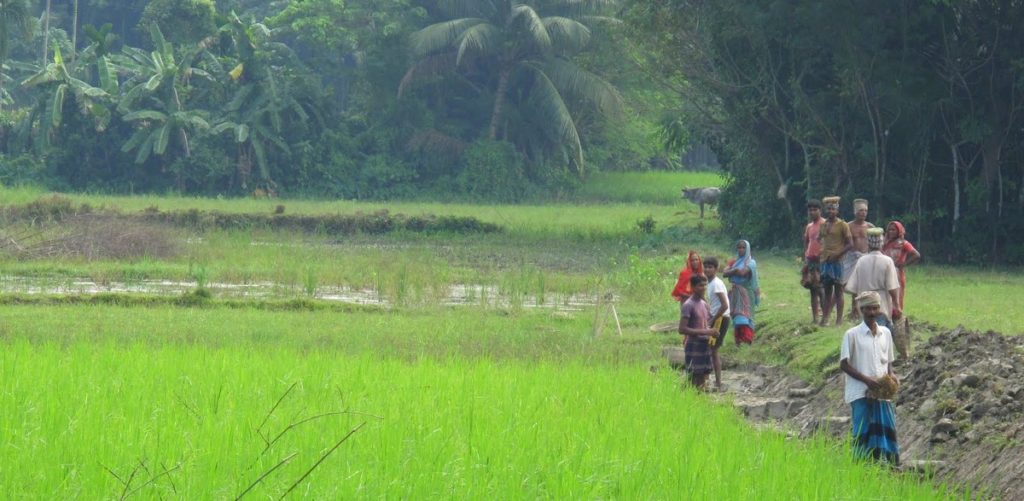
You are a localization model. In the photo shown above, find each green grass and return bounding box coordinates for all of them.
[0,305,952,499]
[575,171,726,204]
[0,172,1015,497]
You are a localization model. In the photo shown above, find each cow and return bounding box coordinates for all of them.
[681,187,721,219]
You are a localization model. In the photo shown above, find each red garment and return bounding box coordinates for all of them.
[671,251,705,301]
[734,325,754,344]
[882,221,917,310]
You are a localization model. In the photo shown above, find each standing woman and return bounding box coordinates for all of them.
[671,251,705,303]
[882,221,921,311]
[723,240,761,344]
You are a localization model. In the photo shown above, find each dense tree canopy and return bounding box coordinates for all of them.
[4,0,1022,262]
[0,0,666,201]
[627,0,1024,263]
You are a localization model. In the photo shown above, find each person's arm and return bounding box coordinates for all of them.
[713,291,728,321]
[889,289,901,319]
[840,359,882,390]
[680,317,716,338]
[903,244,921,268]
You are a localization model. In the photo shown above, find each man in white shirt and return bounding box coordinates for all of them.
[839,291,900,465]
[845,227,901,327]
[703,257,731,391]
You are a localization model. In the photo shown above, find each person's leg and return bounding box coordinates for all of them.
[820,279,835,326]
[809,288,820,323]
[846,292,860,321]
[834,283,845,325]
[712,318,729,389]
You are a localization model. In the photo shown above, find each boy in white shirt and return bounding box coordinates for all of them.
[703,257,731,391]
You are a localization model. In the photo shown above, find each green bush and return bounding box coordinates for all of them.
[0,154,57,188]
[456,140,529,202]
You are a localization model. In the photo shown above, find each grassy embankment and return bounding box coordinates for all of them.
[0,171,1002,497]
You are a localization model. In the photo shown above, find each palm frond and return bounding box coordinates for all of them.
[510,5,552,54]
[456,22,500,67]
[154,121,172,155]
[542,17,591,54]
[123,110,168,122]
[121,128,150,154]
[557,0,620,16]
[134,133,155,164]
[410,18,487,58]
[96,55,118,95]
[50,84,66,128]
[579,15,622,25]
[541,58,622,117]
[398,53,457,98]
[521,63,584,172]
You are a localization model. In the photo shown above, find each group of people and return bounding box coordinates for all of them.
[802,197,920,329]
[670,195,921,466]
[672,240,760,391]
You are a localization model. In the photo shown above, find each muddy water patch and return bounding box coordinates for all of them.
[0,276,606,311]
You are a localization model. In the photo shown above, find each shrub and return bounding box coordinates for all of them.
[0,154,57,188]
[456,140,530,202]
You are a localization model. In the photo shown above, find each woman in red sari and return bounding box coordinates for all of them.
[882,221,921,311]
[671,251,705,303]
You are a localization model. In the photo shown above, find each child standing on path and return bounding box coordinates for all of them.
[678,275,717,389]
[703,257,731,391]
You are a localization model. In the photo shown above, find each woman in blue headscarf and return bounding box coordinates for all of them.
[723,239,761,344]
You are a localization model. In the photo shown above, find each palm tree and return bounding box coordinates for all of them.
[399,0,621,172]
[0,0,32,111]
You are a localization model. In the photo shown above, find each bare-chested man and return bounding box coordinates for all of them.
[818,196,853,326]
[845,199,874,320]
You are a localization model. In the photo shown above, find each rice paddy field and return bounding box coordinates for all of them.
[0,171,1006,498]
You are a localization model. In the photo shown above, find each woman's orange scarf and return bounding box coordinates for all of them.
[671,251,705,301]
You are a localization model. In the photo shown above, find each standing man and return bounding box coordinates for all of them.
[802,199,825,323]
[845,199,875,321]
[703,257,730,391]
[840,291,900,466]
[679,275,717,389]
[818,196,853,326]
[845,228,901,328]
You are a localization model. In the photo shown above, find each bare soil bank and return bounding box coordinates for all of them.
[671,324,1024,499]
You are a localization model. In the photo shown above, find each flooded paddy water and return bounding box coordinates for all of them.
[0,275,609,311]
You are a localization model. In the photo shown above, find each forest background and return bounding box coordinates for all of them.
[0,0,1022,264]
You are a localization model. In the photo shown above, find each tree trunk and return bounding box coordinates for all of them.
[71,0,79,61]
[488,68,511,140]
[41,0,51,64]
[951,143,960,234]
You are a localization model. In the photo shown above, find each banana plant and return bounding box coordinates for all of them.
[206,13,319,190]
[113,26,212,163]
[19,45,112,150]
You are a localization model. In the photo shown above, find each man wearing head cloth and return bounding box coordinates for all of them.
[844,227,900,327]
[817,196,853,326]
[839,289,900,465]
[844,199,875,321]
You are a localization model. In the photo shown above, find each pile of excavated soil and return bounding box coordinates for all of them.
[680,325,1024,499]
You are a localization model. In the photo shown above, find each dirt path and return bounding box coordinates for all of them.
[667,326,1024,499]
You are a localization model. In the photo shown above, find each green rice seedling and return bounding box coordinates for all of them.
[302,267,318,298]
[189,260,209,292]
[0,311,955,499]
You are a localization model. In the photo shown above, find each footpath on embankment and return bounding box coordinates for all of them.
[663,319,1024,499]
